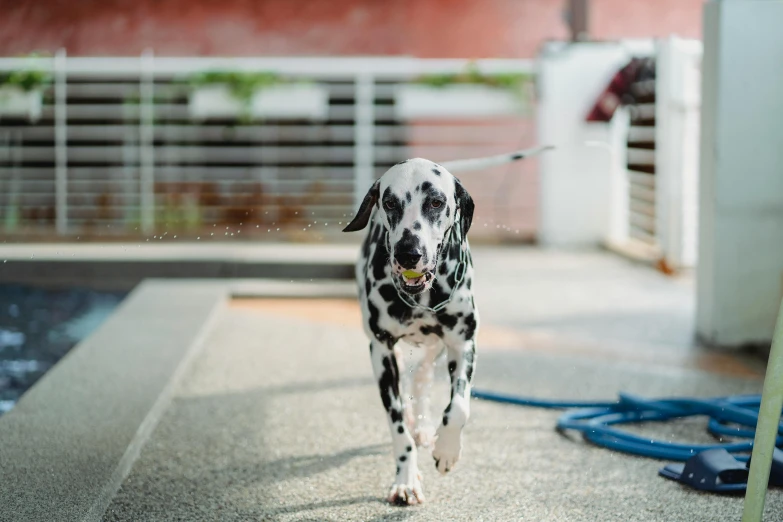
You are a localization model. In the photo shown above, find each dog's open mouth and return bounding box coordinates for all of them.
[399,270,434,294]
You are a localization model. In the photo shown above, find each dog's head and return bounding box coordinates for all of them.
[343,159,474,295]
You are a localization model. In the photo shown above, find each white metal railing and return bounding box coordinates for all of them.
[0,52,536,240]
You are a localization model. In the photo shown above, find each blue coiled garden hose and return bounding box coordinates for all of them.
[470,389,783,462]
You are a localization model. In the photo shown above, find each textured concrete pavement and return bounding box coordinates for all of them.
[104,249,781,521]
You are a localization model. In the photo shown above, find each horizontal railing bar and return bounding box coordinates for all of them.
[0,166,361,177]
[12,124,528,143]
[26,104,395,120]
[63,83,397,98]
[0,56,535,78]
[1,145,517,163]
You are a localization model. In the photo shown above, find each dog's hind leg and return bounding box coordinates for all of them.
[370,340,425,505]
[432,339,476,475]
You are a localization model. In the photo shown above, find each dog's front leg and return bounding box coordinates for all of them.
[411,348,438,448]
[370,340,425,505]
[432,339,476,474]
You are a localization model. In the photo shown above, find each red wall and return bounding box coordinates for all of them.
[0,0,704,57]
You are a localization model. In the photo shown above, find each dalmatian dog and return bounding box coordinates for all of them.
[343,146,551,505]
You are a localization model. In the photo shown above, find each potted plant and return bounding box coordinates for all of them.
[0,67,51,123]
[187,71,328,122]
[395,63,533,119]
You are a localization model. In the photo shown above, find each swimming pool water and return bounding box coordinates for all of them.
[0,284,126,415]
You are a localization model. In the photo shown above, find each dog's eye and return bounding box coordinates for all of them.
[431,200,443,208]
[383,200,395,210]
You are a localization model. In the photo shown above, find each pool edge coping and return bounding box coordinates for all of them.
[0,278,356,522]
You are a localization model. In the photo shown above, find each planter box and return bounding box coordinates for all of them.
[189,84,329,121]
[0,87,43,122]
[394,84,526,120]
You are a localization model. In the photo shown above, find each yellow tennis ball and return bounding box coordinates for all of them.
[402,270,424,279]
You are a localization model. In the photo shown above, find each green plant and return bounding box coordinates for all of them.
[0,52,52,92]
[414,62,534,103]
[188,71,292,121]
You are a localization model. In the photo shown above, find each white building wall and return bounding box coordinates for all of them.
[697,0,783,346]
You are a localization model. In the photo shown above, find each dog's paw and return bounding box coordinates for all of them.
[414,424,436,448]
[432,425,462,475]
[387,473,425,506]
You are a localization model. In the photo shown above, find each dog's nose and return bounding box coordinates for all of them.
[395,250,422,269]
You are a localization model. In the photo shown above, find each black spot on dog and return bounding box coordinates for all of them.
[397,425,404,434]
[397,465,401,475]
[432,168,441,176]
[448,239,460,260]
[364,278,371,298]
[420,324,443,337]
[371,238,388,282]
[405,191,412,203]
[370,222,383,244]
[413,221,421,231]
[446,266,457,288]
[406,445,412,452]
[421,181,432,192]
[378,283,397,302]
[446,206,450,218]
[448,360,457,378]
[388,298,413,324]
[438,262,448,275]
[361,231,372,260]
[455,378,467,397]
[438,312,459,330]
[368,301,394,346]
[466,277,472,290]
[378,355,401,413]
[382,187,405,229]
[442,415,449,426]
[511,152,525,160]
[390,408,403,423]
[421,191,446,226]
[399,455,407,462]
[428,279,450,307]
[444,403,452,414]
[465,343,476,381]
[463,313,477,339]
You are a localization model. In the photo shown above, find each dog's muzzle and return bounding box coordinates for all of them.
[397,269,435,295]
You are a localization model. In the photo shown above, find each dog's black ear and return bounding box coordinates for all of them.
[343,180,380,232]
[454,178,474,239]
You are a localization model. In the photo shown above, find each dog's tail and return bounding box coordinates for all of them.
[439,145,554,173]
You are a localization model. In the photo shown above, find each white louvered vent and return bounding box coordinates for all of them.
[626,72,657,246]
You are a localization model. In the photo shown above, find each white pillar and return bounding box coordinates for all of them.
[54,49,68,235]
[696,0,783,347]
[139,50,155,235]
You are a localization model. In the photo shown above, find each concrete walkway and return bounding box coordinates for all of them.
[103,249,780,521]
